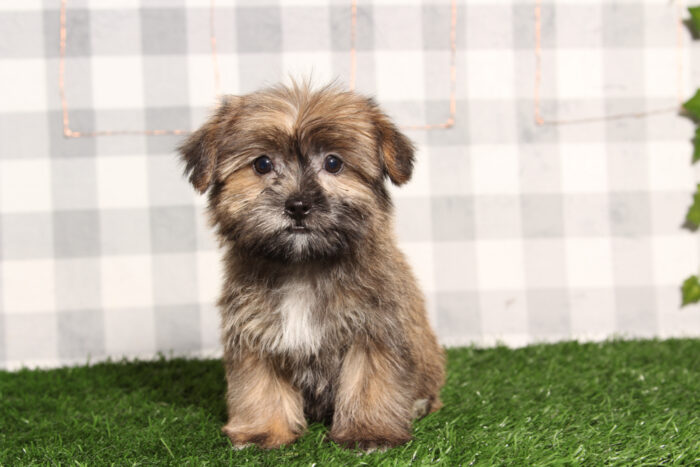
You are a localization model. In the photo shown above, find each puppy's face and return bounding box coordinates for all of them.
[179,84,415,262]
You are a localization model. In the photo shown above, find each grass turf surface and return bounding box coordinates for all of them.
[1,340,698,466]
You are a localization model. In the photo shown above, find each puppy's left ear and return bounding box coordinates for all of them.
[372,110,416,186]
[179,96,239,193]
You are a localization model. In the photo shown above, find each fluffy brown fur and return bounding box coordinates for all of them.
[179,82,445,451]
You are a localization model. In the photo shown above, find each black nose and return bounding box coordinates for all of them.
[284,198,311,222]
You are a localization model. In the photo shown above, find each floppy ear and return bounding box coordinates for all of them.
[178,96,239,193]
[372,110,416,186]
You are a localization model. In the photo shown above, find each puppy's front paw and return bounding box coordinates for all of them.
[222,424,298,450]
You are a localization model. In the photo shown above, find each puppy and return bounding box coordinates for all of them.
[179,82,445,451]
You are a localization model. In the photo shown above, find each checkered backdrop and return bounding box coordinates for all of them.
[2,0,700,370]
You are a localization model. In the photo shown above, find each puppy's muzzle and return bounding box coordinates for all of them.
[284,197,311,224]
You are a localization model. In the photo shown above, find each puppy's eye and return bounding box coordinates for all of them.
[253,156,273,174]
[323,155,343,174]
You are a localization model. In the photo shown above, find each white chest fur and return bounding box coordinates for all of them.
[276,280,322,354]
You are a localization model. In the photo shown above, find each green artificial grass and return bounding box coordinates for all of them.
[1,339,698,466]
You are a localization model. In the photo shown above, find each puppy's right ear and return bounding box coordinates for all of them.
[178,96,239,193]
[372,110,416,186]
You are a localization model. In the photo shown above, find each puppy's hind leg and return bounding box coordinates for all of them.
[222,352,306,449]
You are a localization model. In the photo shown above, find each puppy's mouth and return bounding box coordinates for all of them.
[287,224,310,233]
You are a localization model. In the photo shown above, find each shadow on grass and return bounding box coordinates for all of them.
[76,356,229,423]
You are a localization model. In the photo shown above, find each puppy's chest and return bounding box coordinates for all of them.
[274,282,325,354]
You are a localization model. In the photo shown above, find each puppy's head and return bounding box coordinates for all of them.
[179,83,415,262]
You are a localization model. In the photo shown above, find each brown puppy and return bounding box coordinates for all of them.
[179,82,445,451]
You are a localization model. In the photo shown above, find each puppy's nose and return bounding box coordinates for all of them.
[284,198,311,221]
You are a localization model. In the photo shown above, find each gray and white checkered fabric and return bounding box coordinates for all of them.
[1,0,700,369]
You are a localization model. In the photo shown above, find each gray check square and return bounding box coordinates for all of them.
[55,258,101,311]
[611,238,653,287]
[330,4,373,51]
[206,7,237,54]
[602,4,644,48]
[143,56,190,107]
[100,209,151,255]
[145,106,190,133]
[185,7,214,54]
[607,143,648,191]
[423,51,461,102]
[141,8,187,55]
[200,303,219,350]
[150,205,197,253]
[395,197,432,242]
[569,288,616,337]
[521,194,564,238]
[62,58,96,109]
[90,9,141,55]
[51,158,98,211]
[467,101,517,145]
[604,99,648,142]
[53,210,100,258]
[604,49,644,98]
[563,194,610,237]
[1,213,53,260]
[383,102,426,131]
[423,3,464,50]
[5,313,57,362]
[645,4,681,47]
[615,287,657,337]
[155,304,201,353]
[95,109,145,137]
[428,146,471,195]
[474,195,522,240]
[519,144,561,193]
[554,6,602,48]
[142,0,186,7]
[282,7,330,52]
[524,239,566,289]
[0,113,50,159]
[329,5,351,51]
[236,7,282,53]
[646,100,694,141]
[427,100,468,146]
[609,193,651,237]
[58,309,105,360]
[48,109,97,158]
[479,290,528,337]
[64,9,91,57]
[555,100,606,142]
[432,196,474,241]
[655,286,700,332]
[0,12,44,58]
[42,9,61,59]
[436,291,481,341]
[513,3,555,50]
[515,99,558,144]
[351,51,378,93]
[374,6,422,50]
[195,207,218,251]
[148,155,196,207]
[433,242,477,292]
[145,107,191,154]
[465,6,511,50]
[650,193,690,235]
[527,289,570,338]
[152,253,198,305]
[236,53,283,94]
